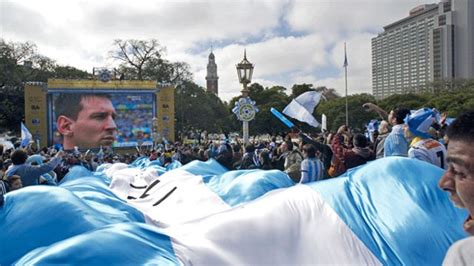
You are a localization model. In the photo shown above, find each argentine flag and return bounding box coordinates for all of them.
[0,157,467,265]
[283,91,322,128]
[20,122,32,148]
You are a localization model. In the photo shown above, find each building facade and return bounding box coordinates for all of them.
[206,51,219,95]
[372,0,474,99]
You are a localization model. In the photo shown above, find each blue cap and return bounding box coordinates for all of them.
[404,108,436,139]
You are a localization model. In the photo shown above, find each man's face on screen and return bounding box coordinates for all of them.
[69,96,117,149]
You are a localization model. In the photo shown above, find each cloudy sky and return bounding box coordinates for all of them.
[1,0,429,101]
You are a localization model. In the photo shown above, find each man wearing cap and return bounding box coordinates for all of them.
[404,108,447,169]
[438,110,474,264]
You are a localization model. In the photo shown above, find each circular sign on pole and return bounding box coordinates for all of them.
[239,103,256,122]
[232,97,259,122]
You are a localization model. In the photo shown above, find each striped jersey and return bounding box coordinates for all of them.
[300,157,324,183]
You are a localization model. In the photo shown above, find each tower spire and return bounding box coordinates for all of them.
[206,48,219,95]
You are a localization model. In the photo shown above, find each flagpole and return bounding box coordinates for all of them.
[344,42,348,127]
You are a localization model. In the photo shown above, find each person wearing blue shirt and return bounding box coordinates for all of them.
[384,107,411,157]
[5,149,64,187]
[300,144,324,184]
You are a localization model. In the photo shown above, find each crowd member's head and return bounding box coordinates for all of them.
[337,125,348,134]
[353,133,368,148]
[438,110,474,228]
[8,175,22,190]
[302,144,316,159]
[55,93,117,150]
[216,142,234,170]
[279,141,288,153]
[388,107,411,126]
[244,144,255,154]
[259,149,271,165]
[379,120,389,134]
[232,143,241,154]
[11,149,28,165]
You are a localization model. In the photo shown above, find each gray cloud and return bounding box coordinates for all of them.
[1,0,435,101]
[0,1,49,42]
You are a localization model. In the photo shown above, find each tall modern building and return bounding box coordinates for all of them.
[205,51,219,95]
[372,0,474,99]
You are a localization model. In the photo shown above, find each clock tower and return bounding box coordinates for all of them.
[206,50,219,95]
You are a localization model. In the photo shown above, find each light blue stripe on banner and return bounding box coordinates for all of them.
[0,166,146,265]
[309,157,468,265]
[60,167,145,223]
[180,158,228,177]
[15,223,179,265]
[180,159,294,206]
[202,169,294,206]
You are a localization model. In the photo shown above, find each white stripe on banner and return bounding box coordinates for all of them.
[109,167,230,227]
[165,185,381,265]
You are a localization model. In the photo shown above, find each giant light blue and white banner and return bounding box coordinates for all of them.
[0,157,468,265]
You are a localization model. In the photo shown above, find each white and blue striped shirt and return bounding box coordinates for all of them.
[300,157,324,183]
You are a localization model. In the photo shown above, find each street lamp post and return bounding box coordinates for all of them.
[236,50,255,145]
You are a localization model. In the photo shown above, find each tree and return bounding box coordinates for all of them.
[110,39,165,80]
[0,39,38,131]
[424,89,474,117]
[175,81,230,136]
[144,60,192,84]
[290,83,314,98]
[6,40,37,65]
[51,66,90,79]
[317,94,378,132]
[377,93,429,112]
[109,39,192,84]
[0,39,91,132]
[0,39,37,87]
[315,86,340,100]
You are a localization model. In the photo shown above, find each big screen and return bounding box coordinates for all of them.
[50,92,155,149]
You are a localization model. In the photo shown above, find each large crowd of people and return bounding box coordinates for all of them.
[1,107,473,264]
[0,106,456,191]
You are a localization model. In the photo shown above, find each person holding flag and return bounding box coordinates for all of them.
[270,90,333,178]
[5,149,64,188]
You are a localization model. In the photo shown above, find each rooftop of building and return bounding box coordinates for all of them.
[383,3,438,31]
